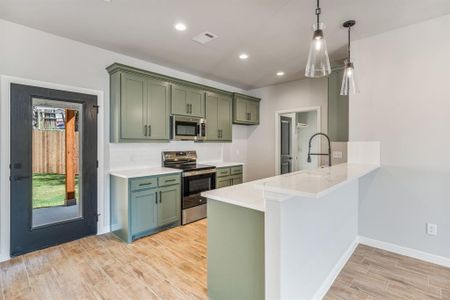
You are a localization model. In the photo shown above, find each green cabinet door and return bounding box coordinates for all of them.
[157,185,181,227]
[234,97,248,123]
[187,89,205,118]
[171,84,205,117]
[120,72,148,139]
[206,93,219,140]
[130,189,157,237]
[218,95,232,140]
[217,177,232,188]
[246,101,259,124]
[147,79,170,139]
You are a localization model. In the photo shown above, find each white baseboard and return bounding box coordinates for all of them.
[359,236,450,268]
[313,237,359,300]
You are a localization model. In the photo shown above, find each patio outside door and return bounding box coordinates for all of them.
[10,83,98,256]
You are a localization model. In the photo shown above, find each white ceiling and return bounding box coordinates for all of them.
[1,0,450,89]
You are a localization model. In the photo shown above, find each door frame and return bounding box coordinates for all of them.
[0,75,105,262]
[274,106,322,175]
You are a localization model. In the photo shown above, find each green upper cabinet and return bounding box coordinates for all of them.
[109,69,170,142]
[171,84,205,118]
[206,92,232,141]
[232,93,261,125]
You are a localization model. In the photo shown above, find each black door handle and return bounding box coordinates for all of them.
[12,175,30,181]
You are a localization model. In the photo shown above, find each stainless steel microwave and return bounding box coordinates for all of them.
[170,116,206,141]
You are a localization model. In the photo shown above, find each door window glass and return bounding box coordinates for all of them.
[32,98,83,228]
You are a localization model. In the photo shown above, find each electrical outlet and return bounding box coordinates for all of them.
[332,151,343,159]
[426,223,438,236]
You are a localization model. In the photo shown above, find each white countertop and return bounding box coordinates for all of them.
[200,161,244,168]
[202,163,379,211]
[255,163,379,199]
[110,167,182,179]
[202,179,265,212]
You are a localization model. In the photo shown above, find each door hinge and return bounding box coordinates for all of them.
[93,105,100,114]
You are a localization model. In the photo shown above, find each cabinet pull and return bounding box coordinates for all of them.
[155,191,158,204]
[148,124,151,137]
[144,125,147,136]
[189,104,192,114]
[165,179,176,183]
[139,182,153,186]
[159,191,162,203]
[186,103,189,114]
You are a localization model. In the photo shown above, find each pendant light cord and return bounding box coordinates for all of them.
[315,0,321,28]
[347,26,351,61]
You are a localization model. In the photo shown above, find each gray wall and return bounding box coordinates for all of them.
[351,15,450,258]
[248,78,328,181]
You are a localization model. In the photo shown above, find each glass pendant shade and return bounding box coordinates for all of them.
[305,23,331,78]
[340,61,358,95]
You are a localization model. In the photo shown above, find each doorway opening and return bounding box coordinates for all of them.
[10,83,98,256]
[275,107,321,175]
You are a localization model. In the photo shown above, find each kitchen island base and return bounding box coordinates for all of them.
[207,199,265,300]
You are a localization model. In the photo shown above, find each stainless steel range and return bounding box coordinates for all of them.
[162,151,216,224]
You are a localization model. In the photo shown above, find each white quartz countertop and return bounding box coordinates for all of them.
[200,161,244,168]
[202,179,265,212]
[255,163,379,199]
[202,163,379,211]
[110,167,182,179]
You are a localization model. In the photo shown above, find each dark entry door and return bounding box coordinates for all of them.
[280,116,292,174]
[10,83,98,256]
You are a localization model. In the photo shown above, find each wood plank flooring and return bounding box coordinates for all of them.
[325,244,450,300]
[1,220,450,299]
[0,220,207,300]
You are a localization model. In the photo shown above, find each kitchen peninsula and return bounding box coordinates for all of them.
[203,142,380,300]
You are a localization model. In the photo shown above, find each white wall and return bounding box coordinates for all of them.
[351,14,450,258]
[248,78,328,180]
[0,19,248,259]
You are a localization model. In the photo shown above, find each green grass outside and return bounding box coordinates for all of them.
[32,173,79,209]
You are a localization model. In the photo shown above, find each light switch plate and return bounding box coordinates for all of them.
[426,223,438,236]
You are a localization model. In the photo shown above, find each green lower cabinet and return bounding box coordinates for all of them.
[130,189,158,238]
[216,177,232,188]
[215,166,243,188]
[110,173,181,243]
[157,185,181,227]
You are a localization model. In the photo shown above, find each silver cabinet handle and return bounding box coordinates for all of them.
[159,191,162,203]
[144,125,147,136]
[186,103,189,114]
[148,124,151,137]
[155,191,158,204]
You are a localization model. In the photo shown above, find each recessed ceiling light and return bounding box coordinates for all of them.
[174,23,187,31]
[239,53,249,60]
[276,71,285,76]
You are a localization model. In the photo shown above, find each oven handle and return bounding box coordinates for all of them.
[183,169,216,177]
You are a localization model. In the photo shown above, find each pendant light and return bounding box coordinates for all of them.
[340,20,358,95]
[305,0,331,78]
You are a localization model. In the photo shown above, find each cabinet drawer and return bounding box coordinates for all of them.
[158,174,181,187]
[230,165,243,175]
[216,168,231,177]
[130,177,157,191]
[230,175,243,185]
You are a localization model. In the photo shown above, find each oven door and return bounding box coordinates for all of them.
[182,172,216,209]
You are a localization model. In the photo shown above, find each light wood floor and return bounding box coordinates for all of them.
[325,244,450,300]
[2,220,450,300]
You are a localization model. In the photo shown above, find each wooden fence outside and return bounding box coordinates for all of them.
[32,130,79,174]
